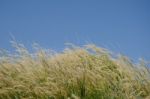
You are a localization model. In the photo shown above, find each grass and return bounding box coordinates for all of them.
[0,42,150,99]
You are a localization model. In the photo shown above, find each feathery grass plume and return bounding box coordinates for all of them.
[0,42,150,99]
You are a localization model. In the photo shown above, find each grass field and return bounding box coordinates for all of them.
[0,42,150,99]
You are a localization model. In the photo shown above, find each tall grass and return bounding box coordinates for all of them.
[0,42,150,99]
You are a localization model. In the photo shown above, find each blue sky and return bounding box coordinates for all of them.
[0,0,150,61]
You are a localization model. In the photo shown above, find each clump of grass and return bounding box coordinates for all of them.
[0,42,150,99]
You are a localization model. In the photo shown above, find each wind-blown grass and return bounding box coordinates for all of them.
[0,42,150,99]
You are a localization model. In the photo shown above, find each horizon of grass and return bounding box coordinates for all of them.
[0,42,150,99]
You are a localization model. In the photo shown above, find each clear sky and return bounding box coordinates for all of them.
[0,0,150,61]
